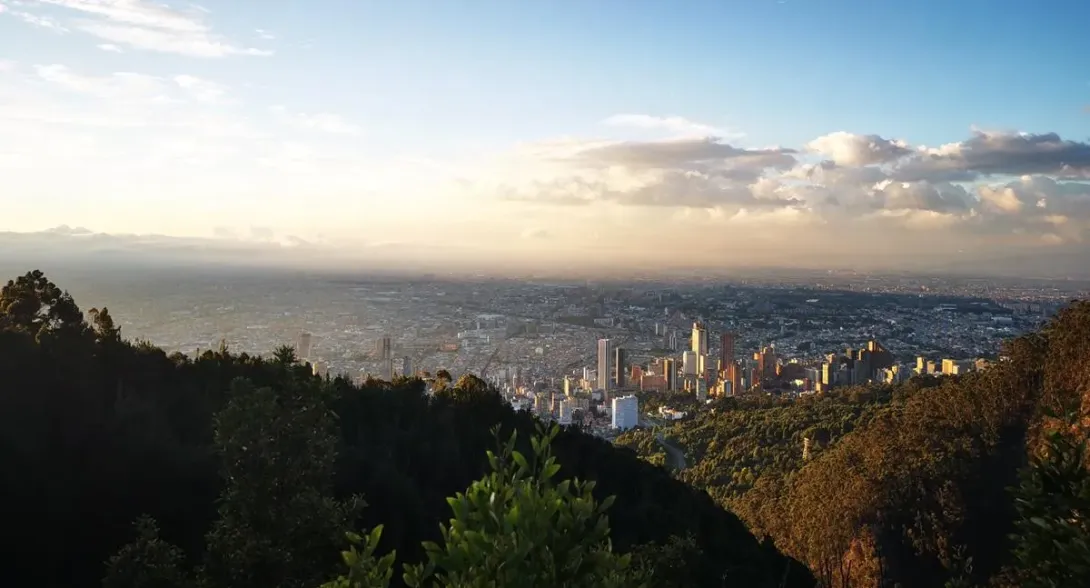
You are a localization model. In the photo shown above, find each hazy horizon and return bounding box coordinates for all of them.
[2,0,1090,276]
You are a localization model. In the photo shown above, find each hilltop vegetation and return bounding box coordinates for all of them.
[0,270,809,588]
[621,303,1090,587]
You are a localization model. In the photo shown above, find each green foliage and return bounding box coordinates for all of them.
[103,517,192,588]
[320,527,397,588]
[0,269,87,340]
[200,378,365,588]
[402,424,644,588]
[1008,431,1090,588]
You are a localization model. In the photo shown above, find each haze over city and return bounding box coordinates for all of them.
[3,0,1090,277]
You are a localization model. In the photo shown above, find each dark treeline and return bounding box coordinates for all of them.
[0,270,810,588]
[621,302,1090,588]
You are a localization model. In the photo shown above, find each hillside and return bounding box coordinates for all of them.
[0,271,811,588]
[620,302,1090,587]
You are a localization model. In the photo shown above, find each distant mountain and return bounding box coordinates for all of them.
[1,227,1086,279]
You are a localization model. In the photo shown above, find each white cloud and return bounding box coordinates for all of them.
[269,105,361,135]
[602,113,740,139]
[806,131,911,166]
[255,28,275,40]
[173,74,229,104]
[22,0,274,58]
[34,64,170,102]
[96,43,123,52]
[2,6,70,32]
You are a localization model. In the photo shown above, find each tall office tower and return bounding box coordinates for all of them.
[558,400,573,425]
[312,360,329,378]
[297,332,312,361]
[682,351,697,376]
[668,329,678,351]
[402,356,413,377]
[376,336,391,360]
[614,347,627,388]
[611,395,639,431]
[563,376,572,396]
[662,358,677,391]
[719,332,736,367]
[382,357,394,381]
[691,321,708,356]
[597,338,612,392]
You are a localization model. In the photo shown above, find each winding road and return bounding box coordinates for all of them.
[655,434,688,471]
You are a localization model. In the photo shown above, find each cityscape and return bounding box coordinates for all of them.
[4,0,1090,585]
[54,264,1079,439]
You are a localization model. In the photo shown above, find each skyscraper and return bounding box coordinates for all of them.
[614,347,627,388]
[597,338,612,392]
[691,321,708,356]
[611,395,639,431]
[719,332,735,367]
[402,356,413,377]
[682,351,697,376]
[376,335,391,360]
[297,332,312,361]
[662,358,677,391]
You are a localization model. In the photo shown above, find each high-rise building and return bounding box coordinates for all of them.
[558,400,573,425]
[376,336,391,360]
[682,351,697,376]
[611,395,639,431]
[382,357,394,380]
[297,332,312,361]
[719,332,735,367]
[662,358,677,391]
[691,322,708,356]
[614,347,627,388]
[402,356,413,377]
[312,360,329,378]
[597,338,612,392]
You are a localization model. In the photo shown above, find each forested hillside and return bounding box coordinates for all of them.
[620,302,1090,588]
[0,271,810,588]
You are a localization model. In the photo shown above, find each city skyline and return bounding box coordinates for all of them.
[3,0,1090,273]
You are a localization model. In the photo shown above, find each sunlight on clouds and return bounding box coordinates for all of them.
[19,0,273,57]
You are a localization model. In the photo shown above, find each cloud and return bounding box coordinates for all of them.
[96,43,123,52]
[269,105,361,135]
[35,64,170,102]
[893,130,1090,181]
[25,0,273,57]
[255,28,275,40]
[564,137,796,170]
[2,5,70,32]
[173,74,229,104]
[806,131,912,166]
[483,127,1090,249]
[493,137,801,211]
[602,114,740,139]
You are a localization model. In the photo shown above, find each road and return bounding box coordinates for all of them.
[655,434,688,471]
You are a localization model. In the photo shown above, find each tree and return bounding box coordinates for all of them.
[0,270,86,340]
[103,517,191,588]
[273,344,297,365]
[88,307,121,342]
[402,424,645,588]
[200,378,364,588]
[1007,431,1090,588]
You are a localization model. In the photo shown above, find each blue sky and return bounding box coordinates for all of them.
[2,0,1090,271]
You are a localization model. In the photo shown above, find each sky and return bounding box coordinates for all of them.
[2,0,1090,273]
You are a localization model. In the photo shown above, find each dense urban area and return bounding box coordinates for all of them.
[56,266,1081,439]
